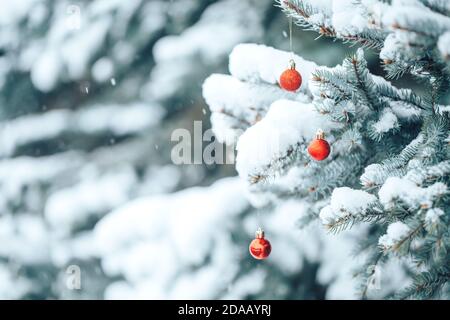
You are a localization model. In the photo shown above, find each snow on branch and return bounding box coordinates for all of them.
[45,167,138,237]
[280,0,450,81]
[378,221,414,253]
[94,178,250,299]
[311,48,422,142]
[202,74,306,144]
[382,4,450,38]
[229,43,317,93]
[311,48,425,115]
[235,100,334,185]
[419,0,450,16]
[360,133,424,188]
[0,152,84,214]
[0,103,164,157]
[378,176,448,210]
[380,1,450,79]
[203,44,432,208]
[276,0,334,35]
[438,31,450,62]
[319,187,382,232]
[405,160,450,185]
[278,0,387,49]
[144,0,272,102]
[202,43,319,146]
[369,108,399,140]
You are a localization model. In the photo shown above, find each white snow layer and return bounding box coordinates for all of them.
[229,43,317,93]
[153,0,264,65]
[331,0,368,36]
[236,100,333,180]
[31,16,111,91]
[425,208,444,225]
[378,177,448,209]
[382,5,450,37]
[20,0,166,91]
[145,0,269,101]
[0,103,164,157]
[45,167,137,236]
[202,42,318,145]
[319,187,378,226]
[202,74,309,144]
[0,153,84,213]
[0,264,31,299]
[0,214,50,265]
[378,221,411,250]
[438,31,450,60]
[94,178,249,299]
[372,109,399,134]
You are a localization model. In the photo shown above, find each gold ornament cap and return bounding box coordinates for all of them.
[255,227,265,239]
[288,59,296,70]
[315,129,325,140]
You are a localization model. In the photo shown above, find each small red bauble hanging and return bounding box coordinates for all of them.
[249,228,271,260]
[308,129,330,161]
[279,60,302,92]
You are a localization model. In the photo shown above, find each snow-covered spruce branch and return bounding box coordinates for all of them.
[313,51,427,113]
[319,187,384,233]
[203,44,315,145]
[203,74,304,144]
[395,266,450,299]
[378,221,423,254]
[345,52,385,112]
[405,160,450,185]
[311,49,423,145]
[380,1,450,82]
[204,43,440,205]
[379,177,448,211]
[303,0,448,300]
[360,133,425,188]
[420,0,450,17]
[235,99,333,188]
[277,0,387,49]
[250,151,367,202]
[279,0,450,82]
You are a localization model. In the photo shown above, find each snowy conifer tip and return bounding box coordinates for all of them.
[378,177,448,210]
[236,100,332,184]
[319,187,380,230]
[378,222,412,252]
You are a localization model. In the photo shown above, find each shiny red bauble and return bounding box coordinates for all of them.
[308,129,330,161]
[279,60,302,92]
[249,228,271,260]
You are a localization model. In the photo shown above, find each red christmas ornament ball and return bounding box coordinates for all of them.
[308,130,330,161]
[249,228,271,260]
[279,60,302,92]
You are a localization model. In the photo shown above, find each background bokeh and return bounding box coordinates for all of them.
[0,0,415,299]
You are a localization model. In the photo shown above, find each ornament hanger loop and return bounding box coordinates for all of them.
[255,227,265,239]
[315,129,325,139]
[289,59,296,70]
